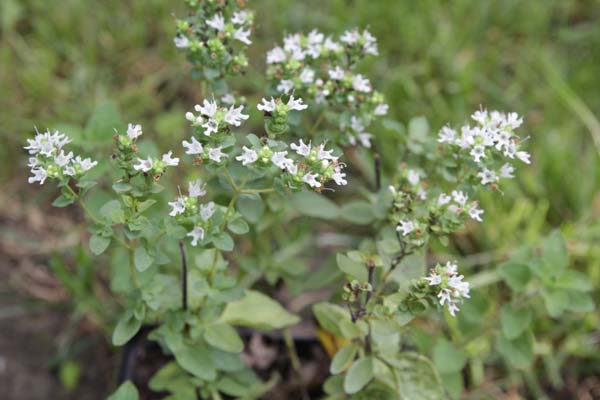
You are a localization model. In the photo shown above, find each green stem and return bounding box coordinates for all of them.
[128,245,141,289]
[283,328,310,400]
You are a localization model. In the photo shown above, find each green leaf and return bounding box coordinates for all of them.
[204,323,244,353]
[498,261,531,292]
[340,201,375,225]
[134,246,153,272]
[227,217,250,235]
[385,352,446,400]
[336,254,368,282]
[237,194,264,223]
[312,302,362,338]
[542,288,569,317]
[432,338,467,374]
[542,230,569,271]
[500,304,532,340]
[84,100,122,145]
[212,232,234,252]
[89,234,111,255]
[290,191,340,220]
[566,291,595,312]
[496,331,535,369]
[330,344,358,374]
[174,342,217,381]
[108,381,139,400]
[52,194,75,208]
[100,200,125,224]
[112,311,141,346]
[137,199,156,213]
[343,356,374,394]
[112,182,132,193]
[554,270,593,292]
[220,290,299,330]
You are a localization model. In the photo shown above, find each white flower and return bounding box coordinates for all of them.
[24,129,71,156]
[28,168,47,185]
[303,172,321,188]
[452,190,468,206]
[257,97,277,112]
[200,202,216,221]
[374,103,389,116]
[54,150,73,167]
[328,66,345,80]
[202,118,219,136]
[352,74,371,93]
[206,13,225,31]
[188,179,207,198]
[185,112,195,122]
[477,168,498,185]
[424,272,442,286]
[505,112,523,129]
[127,123,143,140]
[267,46,286,64]
[187,226,205,246]
[287,95,308,111]
[396,220,414,236]
[340,29,360,45]
[438,193,452,206]
[516,151,531,164]
[277,79,294,94]
[271,151,292,169]
[316,145,337,161]
[208,147,227,163]
[224,105,249,127]
[162,151,180,167]
[324,37,342,52]
[469,203,484,222]
[332,168,347,186]
[234,28,252,45]
[231,11,249,25]
[182,137,204,155]
[195,99,218,118]
[290,139,311,156]
[299,68,315,83]
[470,145,486,163]
[134,157,153,172]
[500,163,515,179]
[169,197,186,217]
[236,146,259,166]
[221,94,236,104]
[173,35,190,49]
[407,169,421,186]
[73,156,97,172]
[471,109,488,125]
[362,29,378,55]
[438,126,457,144]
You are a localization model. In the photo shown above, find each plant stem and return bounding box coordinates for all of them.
[128,245,141,289]
[283,328,310,400]
[374,152,382,191]
[179,240,188,311]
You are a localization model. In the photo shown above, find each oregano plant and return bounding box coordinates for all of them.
[24,1,594,399]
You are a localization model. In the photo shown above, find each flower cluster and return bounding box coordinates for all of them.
[113,123,180,180]
[265,28,388,147]
[168,179,216,247]
[438,109,530,187]
[257,95,308,136]
[25,129,97,185]
[236,137,348,191]
[423,261,470,316]
[174,1,254,80]
[182,98,249,165]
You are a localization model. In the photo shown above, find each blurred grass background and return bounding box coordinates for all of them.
[1,0,599,397]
